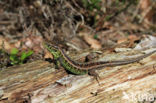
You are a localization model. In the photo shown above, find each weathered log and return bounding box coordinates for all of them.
[0,51,156,103]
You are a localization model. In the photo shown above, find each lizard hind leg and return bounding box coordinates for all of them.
[88,69,101,85]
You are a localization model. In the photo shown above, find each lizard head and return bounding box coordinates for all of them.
[43,42,61,60]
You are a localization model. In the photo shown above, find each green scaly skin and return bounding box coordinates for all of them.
[58,57,88,75]
[44,43,88,75]
[44,42,156,77]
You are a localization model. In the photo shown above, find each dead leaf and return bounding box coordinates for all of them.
[117,38,128,44]
[44,50,53,59]
[80,32,102,49]
[139,0,154,27]
[0,36,11,50]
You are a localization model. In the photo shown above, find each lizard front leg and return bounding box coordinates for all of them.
[53,58,61,69]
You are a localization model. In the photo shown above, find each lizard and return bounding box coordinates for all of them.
[43,42,156,80]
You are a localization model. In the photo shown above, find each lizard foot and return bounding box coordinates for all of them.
[88,69,101,85]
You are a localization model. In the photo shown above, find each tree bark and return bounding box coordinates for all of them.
[0,52,156,103]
